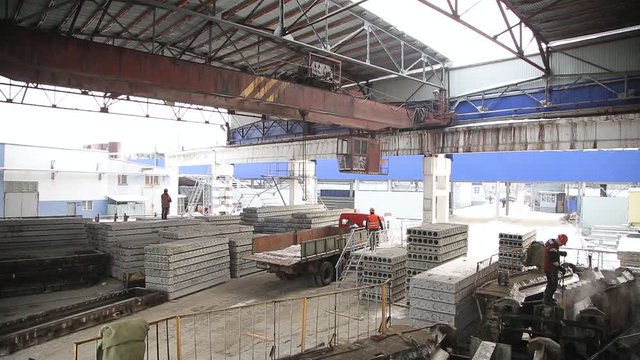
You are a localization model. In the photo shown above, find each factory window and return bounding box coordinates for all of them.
[474,187,480,194]
[82,201,93,211]
[145,175,160,186]
[118,174,128,186]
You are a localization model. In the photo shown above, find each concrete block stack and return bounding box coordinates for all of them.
[409,256,498,342]
[109,236,169,281]
[359,247,407,302]
[0,217,89,252]
[498,230,536,273]
[204,215,243,225]
[197,223,257,278]
[145,230,230,299]
[287,208,351,231]
[240,205,326,233]
[618,235,640,268]
[404,223,468,303]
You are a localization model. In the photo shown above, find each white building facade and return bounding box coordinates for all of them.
[0,143,170,218]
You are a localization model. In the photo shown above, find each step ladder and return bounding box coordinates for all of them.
[335,230,376,289]
[186,177,206,213]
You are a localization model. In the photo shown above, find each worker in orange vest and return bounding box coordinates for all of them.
[160,189,172,220]
[543,234,568,305]
[365,208,384,250]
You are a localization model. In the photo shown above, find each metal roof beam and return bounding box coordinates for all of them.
[129,0,442,86]
[416,0,549,75]
[0,23,414,130]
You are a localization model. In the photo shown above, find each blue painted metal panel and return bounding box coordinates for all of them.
[450,150,640,182]
[316,156,423,180]
[39,199,108,218]
[0,143,4,217]
[180,165,212,175]
[455,77,640,122]
[233,162,288,178]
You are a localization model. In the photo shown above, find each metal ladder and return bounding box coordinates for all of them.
[335,229,374,288]
[186,177,206,213]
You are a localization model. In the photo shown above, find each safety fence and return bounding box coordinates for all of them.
[564,247,621,270]
[73,282,391,360]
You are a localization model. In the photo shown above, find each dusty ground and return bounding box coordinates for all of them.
[1,203,586,360]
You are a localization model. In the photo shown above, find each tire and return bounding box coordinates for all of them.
[318,261,334,286]
[275,271,287,280]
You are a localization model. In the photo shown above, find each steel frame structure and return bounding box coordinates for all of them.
[0,76,227,124]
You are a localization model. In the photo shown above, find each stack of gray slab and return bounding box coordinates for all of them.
[498,230,536,273]
[109,236,169,281]
[359,247,407,302]
[195,223,256,278]
[287,209,351,231]
[405,223,468,304]
[241,205,326,233]
[145,231,230,299]
[409,256,498,342]
[0,217,89,252]
[205,215,243,225]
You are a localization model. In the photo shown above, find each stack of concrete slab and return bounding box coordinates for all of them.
[405,223,468,303]
[618,235,640,268]
[498,230,536,273]
[359,247,407,302]
[86,219,204,253]
[204,215,243,225]
[109,236,169,281]
[145,231,230,299]
[409,256,498,342]
[0,217,89,252]
[287,209,351,230]
[241,205,326,233]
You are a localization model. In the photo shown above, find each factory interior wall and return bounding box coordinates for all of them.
[38,199,108,218]
[354,190,422,220]
[580,196,628,228]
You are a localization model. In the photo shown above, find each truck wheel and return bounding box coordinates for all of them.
[318,261,334,286]
[276,272,287,280]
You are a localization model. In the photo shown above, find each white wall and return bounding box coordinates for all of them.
[354,190,422,220]
[581,196,628,228]
[4,144,108,200]
[452,182,472,209]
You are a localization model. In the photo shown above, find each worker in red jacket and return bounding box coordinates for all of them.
[161,189,172,220]
[543,234,568,305]
[365,208,384,250]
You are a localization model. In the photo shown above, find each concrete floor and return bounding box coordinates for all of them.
[2,203,581,360]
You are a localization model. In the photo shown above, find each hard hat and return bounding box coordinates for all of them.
[557,234,568,245]
[369,207,375,214]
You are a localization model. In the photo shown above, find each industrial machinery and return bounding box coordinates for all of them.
[474,248,640,359]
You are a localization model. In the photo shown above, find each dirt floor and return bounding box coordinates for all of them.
[1,203,588,360]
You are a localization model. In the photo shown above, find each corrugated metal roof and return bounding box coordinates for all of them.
[503,0,640,42]
[7,0,448,84]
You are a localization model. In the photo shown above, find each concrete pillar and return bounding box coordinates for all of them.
[495,181,501,217]
[505,182,511,216]
[288,160,317,205]
[422,155,451,224]
[164,156,180,216]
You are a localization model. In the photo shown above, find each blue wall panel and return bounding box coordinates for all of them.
[39,199,108,218]
[233,162,288,178]
[316,156,423,180]
[180,165,212,175]
[450,150,640,182]
[128,158,166,167]
[0,143,4,217]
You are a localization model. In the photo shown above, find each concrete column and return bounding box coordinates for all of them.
[505,182,511,216]
[288,160,317,205]
[164,156,180,216]
[422,155,451,224]
[495,181,501,217]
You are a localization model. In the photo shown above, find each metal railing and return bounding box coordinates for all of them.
[564,247,621,270]
[73,282,391,360]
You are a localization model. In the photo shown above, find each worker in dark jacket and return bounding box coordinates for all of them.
[160,189,172,220]
[543,234,568,305]
[365,208,384,250]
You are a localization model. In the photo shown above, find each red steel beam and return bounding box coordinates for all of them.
[0,24,412,131]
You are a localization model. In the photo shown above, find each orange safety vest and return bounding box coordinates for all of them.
[367,214,381,230]
[543,239,559,272]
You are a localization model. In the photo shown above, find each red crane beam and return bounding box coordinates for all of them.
[0,24,412,131]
